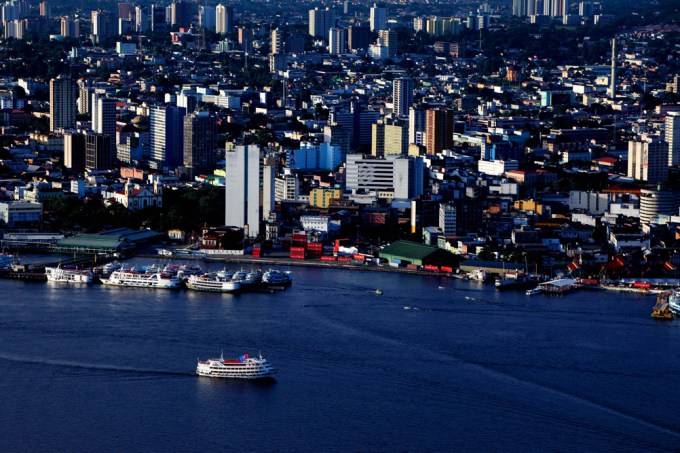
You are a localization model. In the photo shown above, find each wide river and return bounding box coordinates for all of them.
[0,259,679,451]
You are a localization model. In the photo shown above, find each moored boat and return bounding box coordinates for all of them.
[196,352,275,379]
[186,273,240,293]
[669,290,680,315]
[100,269,181,289]
[652,292,674,320]
[45,265,94,283]
[262,269,292,287]
[526,287,542,296]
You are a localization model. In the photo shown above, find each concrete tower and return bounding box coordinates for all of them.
[610,38,617,100]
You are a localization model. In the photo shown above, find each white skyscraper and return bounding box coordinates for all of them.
[216,4,232,35]
[370,3,387,32]
[666,112,680,166]
[224,145,262,237]
[627,139,669,183]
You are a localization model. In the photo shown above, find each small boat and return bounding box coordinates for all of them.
[45,265,94,283]
[652,292,674,320]
[196,352,275,379]
[375,289,383,295]
[526,288,542,296]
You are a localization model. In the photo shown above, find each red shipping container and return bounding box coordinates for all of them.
[406,264,418,270]
[353,254,365,261]
[441,266,453,273]
[321,256,337,261]
[424,265,440,272]
[337,256,351,262]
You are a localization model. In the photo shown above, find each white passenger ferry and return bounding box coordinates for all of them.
[100,270,181,289]
[186,273,240,293]
[196,352,275,379]
[45,266,94,283]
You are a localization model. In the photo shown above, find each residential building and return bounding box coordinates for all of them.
[215,4,233,35]
[329,27,346,55]
[309,7,335,39]
[348,25,370,51]
[183,111,217,177]
[49,75,76,132]
[666,112,680,166]
[370,3,387,32]
[425,109,454,155]
[393,78,413,117]
[378,29,397,57]
[85,132,113,170]
[150,105,185,168]
[439,203,457,236]
[224,145,261,237]
[627,139,669,183]
[310,187,342,209]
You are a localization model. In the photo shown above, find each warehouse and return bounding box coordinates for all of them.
[378,240,458,268]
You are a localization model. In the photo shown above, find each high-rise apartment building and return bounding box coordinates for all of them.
[271,28,284,55]
[378,29,397,57]
[439,203,457,236]
[328,27,346,55]
[425,109,454,155]
[150,104,186,168]
[238,27,254,52]
[369,3,387,32]
[63,132,86,171]
[199,5,216,30]
[309,7,335,39]
[39,1,50,18]
[393,78,413,117]
[183,111,216,177]
[348,25,370,51]
[61,16,80,38]
[224,145,262,237]
[85,132,113,170]
[216,4,233,35]
[91,94,116,140]
[170,1,192,27]
[409,107,426,145]
[666,112,680,166]
[151,4,166,33]
[627,138,669,183]
[91,10,114,44]
[49,75,76,132]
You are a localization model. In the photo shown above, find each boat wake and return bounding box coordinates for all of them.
[0,352,194,377]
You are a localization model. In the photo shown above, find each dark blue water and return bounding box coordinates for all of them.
[1,261,679,451]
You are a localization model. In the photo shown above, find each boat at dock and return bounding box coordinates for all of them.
[186,273,240,293]
[526,287,542,296]
[100,269,181,289]
[45,266,94,283]
[668,290,680,315]
[262,269,292,287]
[652,292,674,320]
[196,352,275,379]
[495,272,540,290]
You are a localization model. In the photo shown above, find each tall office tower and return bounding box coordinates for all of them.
[199,5,216,30]
[378,29,397,57]
[369,2,387,32]
[150,105,185,168]
[85,132,113,170]
[324,124,350,156]
[348,25,370,51]
[666,112,680,166]
[170,1,192,27]
[393,78,413,117]
[609,38,617,100]
[39,1,50,18]
[216,4,229,34]
[439,203,457,236]
[183,111,216,177]
[91,10,114,44]
[328,27,346,54]
[408,107,426,145]
[76,80,92,115]
[308,6,335,39]
[384,123,409,156]
[118,2,134,20]
[262,157,276,221]
[271,28,284,54]
[151,4,166,33]
[134,6,147,32]
[513,0,527,16]
[425,109,454,155]
[238,27,253,52]
[579,1,593,16]
[639,185,680,225]
[329,100,380,149]
[371,121,385,157]
[627,139,669,183]
[61,16,80,38]
[63,132,86,171]
[92,94,116,138]
[49,75,76,132]
[527,0,539,16]
[1,2,18,23]
[224,144,262,237]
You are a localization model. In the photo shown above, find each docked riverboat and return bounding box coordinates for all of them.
[186,273,240,293]
[45,266,94,283]
[100,269,181,289]
[196,352,275,379]
[262,269,292,287]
